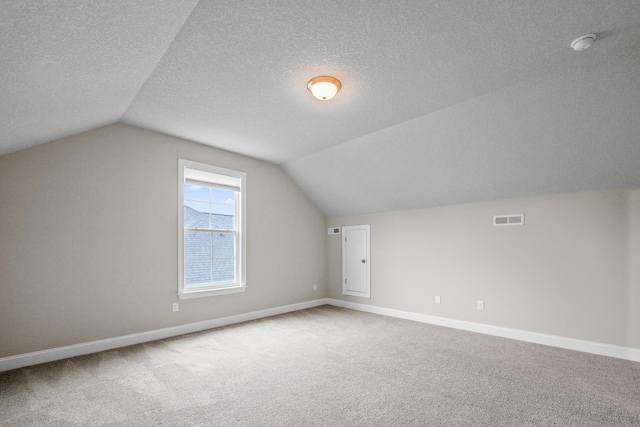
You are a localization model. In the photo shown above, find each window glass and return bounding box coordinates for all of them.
[178,159,246,298]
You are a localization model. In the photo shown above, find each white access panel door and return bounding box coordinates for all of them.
[342,225,370,298]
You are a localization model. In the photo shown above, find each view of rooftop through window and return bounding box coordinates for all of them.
[184,184,236,286]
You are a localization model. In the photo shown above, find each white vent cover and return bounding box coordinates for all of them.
[327,227,341,235]
[493,214,524,226]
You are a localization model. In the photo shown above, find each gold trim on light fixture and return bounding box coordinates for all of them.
[307,76,342,101]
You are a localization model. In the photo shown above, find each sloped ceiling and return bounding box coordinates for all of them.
[0,1,199,155]
[2,1,640,217]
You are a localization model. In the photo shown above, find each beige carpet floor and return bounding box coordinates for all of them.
[1,305,640,426]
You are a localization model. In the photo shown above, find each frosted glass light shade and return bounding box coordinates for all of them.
[307,76,341,101]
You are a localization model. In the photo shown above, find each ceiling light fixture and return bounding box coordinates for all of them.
[307,76,342,101]
[570,33,596,51]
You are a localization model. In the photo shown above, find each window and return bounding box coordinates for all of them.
[178,159,246,299]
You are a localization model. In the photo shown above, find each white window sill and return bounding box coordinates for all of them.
[178,285,247,300]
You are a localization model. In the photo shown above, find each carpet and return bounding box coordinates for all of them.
[1,305,639,426]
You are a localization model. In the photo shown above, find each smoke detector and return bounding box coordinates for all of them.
[570,34,596,51]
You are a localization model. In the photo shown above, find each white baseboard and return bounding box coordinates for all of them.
[0,299,329,372]
[3,297,638,372]
[326,298,640,363]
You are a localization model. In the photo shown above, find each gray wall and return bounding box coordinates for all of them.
[328,189,640,349]
[0,123,326,357]
[2,123,638,358]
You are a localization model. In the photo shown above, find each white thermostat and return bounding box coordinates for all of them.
[327,227,341,235]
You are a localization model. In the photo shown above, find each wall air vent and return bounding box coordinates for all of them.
[327,227,341,235]
[493,214,524,227]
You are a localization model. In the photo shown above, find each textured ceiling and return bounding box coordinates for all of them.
[0,1,199,155]
[2,1,640,217]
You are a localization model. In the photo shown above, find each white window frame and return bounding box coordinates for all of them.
[178,159,247,299]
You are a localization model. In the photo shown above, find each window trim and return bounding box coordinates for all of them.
[178,159,247,299]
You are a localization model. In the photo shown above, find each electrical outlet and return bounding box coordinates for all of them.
[173,303,179,312]
[477,300,484,310]
[435,296,441,304]
[313,284,317,291]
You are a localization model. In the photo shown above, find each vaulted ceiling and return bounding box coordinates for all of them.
[2,1,640,217]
